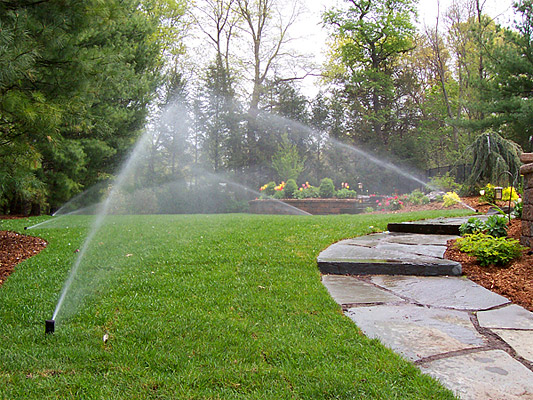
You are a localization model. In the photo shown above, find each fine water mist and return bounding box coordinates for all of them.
[46,97,477,326]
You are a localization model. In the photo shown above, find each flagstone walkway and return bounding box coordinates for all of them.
[318,216,533,400]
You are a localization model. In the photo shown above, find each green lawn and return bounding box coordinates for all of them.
[0,211,471,399]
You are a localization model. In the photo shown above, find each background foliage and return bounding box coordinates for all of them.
[1,0,531,214]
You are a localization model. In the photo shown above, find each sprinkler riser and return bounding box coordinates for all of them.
[45,319,55,334]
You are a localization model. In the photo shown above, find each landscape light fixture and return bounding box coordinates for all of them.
[358,182,363,190]
[495,170,515,222]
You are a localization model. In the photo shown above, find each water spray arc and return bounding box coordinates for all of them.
[43,102,480,334]
[201,170,312,216]
[48,134,151,330]
[329,139,429,189]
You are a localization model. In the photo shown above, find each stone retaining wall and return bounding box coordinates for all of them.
[520,153,533,247]
[249,197,382,215]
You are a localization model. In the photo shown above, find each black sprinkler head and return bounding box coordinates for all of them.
[24,227,28,230]
[45,319,55,334]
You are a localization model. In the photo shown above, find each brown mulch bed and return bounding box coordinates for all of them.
[0,230,47,286]
[444,218,533,312]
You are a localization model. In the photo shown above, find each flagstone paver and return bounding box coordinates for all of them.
[419,350,533,400]
[370,275,510,310]
[344,304,488,361]
[477,304,533,329]
[491,329,533,363]
[321,275,403,304]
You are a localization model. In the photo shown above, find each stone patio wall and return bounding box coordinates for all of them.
[520,153,533,247]
[249,197,383,215]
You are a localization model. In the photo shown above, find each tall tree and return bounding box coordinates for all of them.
[323,0,418,146]
[236,0,302,113]
[0,0,181,213]
[475,0,533,149]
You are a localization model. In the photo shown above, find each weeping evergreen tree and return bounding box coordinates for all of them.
[465,131,522,189]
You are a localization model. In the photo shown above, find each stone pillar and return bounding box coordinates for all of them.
[520,153,533,248]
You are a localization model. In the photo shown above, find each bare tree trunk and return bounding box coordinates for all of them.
[427,8,459,150]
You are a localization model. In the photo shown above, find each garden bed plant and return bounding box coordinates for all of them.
[445,203,532,312]
[258,179,442,214]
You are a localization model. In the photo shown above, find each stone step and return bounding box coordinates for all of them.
[317,233,462,276]
[387,215,487,236]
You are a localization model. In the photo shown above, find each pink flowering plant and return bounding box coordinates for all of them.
[295,182,320,199]
[376,195,404,211]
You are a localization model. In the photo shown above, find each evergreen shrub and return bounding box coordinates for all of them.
[335,188,358,199]
[408,189,429,205]
[319,178,335,198]
[283,179,298,199]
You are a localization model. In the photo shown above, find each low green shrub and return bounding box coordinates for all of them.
[335,188,358,199]
[455,233,524,266]
[273,190,284,199]
[484,215,508,238]
[283,179,298,199]
[294,186,320,199]
[459,217,486,236]
[364,206,374,213]
[429,172,462,192]
[319,178,335,198]
[408,189,430,205]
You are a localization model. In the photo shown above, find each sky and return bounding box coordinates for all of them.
[417,0,516,26]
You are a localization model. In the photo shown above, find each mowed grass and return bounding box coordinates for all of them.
[0,211,470,399]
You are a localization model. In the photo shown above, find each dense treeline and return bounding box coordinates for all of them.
[0,0,184,214]
[1,0,531,214]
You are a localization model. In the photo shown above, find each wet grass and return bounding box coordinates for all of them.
[0,210,470,399]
